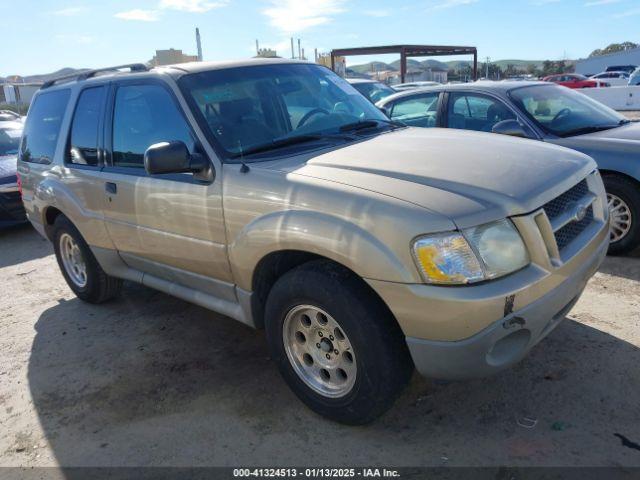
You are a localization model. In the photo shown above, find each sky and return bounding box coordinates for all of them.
[2,0,640,77]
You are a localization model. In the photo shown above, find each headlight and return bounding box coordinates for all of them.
[412,219,529,285]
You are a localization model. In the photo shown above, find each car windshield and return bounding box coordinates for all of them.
[350,81,396,104]
[509,84,627,137]
[178,63,391,160]
[0,126,22,156]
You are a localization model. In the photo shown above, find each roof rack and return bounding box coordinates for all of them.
[41,63,150,89]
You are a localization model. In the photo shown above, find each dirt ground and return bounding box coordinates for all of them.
[0,222,639,469]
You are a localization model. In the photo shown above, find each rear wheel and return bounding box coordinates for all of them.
[52,215,122,303]
[264,260,413,425]
[604,175,640,255]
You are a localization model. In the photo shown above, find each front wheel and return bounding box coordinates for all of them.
[604,175,640,255]
[264,260,413,425]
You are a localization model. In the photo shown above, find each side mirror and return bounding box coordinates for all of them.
[492,119,529,138]
[144,141,209,176]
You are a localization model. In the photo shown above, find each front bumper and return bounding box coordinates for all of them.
[367,201,609,380]
[405,231,607,379]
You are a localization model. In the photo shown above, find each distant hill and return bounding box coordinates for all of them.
[2,68,89,84]
[348,61,397,74]
[348,58,573,73]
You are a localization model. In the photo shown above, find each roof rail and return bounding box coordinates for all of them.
[41,63,150,89]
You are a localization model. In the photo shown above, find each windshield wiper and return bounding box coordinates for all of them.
[561,125,621,137]
[339,118,405,134]
[229,133,353,159]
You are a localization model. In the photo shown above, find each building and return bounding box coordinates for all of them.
[149,48,199,67]
[575,47,640,76]
[256,48,278,58]
[1,83,42,105]
[386,67,448,85]
[318,53,346,77]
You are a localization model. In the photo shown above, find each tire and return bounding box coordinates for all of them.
[603,175,640,255]
[264,260,413,425]
[52,215,122,303]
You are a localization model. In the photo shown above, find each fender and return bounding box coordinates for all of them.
[34,169,115,251]
[228,209,419,292]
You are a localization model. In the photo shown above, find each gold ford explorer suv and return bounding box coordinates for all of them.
[18,60,609,424]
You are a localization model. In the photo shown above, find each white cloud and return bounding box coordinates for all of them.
[263,0,347,33]
[364,9,390,17]
[159,0,229,13]
[114,9,161,21]
[585,0,620,5]
[427,0,478,10]
[52,6,86,16]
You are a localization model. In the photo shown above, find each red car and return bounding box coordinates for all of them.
[542,73,609,89]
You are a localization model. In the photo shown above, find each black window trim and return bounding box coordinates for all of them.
[64,84,108,170]
[103,77,214,185]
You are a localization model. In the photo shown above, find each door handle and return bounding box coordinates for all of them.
[105,182,117,194]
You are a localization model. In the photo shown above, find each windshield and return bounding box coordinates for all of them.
[509,84,626,137]
[178,63,390,160]
[0,127,22,156]
[350,81,396,104]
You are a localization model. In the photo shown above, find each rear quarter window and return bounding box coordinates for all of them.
[20,89,71,164]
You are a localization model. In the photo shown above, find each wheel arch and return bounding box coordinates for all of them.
[249,249,401,331]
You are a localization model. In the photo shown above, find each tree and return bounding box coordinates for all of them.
[589,42,638,58]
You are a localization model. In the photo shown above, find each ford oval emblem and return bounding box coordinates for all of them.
[574,205,587,222]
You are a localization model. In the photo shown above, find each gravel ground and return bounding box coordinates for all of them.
[0,223,639,468]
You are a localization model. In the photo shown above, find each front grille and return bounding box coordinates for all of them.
[542,179,594,252]
[542,180,589,221]
[554,206,594,250]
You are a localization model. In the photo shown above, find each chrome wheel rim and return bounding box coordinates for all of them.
[283,305,357,398]
[59,233,87,288]
[608,193,632,243]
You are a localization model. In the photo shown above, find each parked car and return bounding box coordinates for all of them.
[0,121,27,227]
[345,78,396,104]
[377,81,640,253]
[590,71,630,87]
[606,65,637,74]
[19,60,609,424]
[629,67,640,86]
[543,74,608,89]
[0,110,23,123]
[393,81,440,91]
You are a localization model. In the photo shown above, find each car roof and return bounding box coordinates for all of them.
[376,80,549,105]
[35,58,314,93]
[345,78,379,84]
[0,120,23,131]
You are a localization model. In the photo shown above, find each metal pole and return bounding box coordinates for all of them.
[473,51,477,81]
[400,48,407,83]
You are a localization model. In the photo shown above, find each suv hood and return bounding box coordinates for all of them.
[552,121,640,152]
[272,128,595,228]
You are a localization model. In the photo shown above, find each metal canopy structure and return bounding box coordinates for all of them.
[330,44,478,82]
